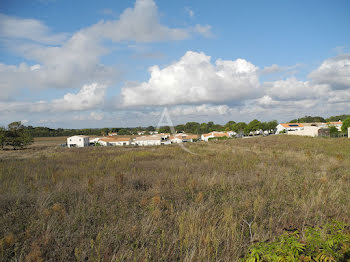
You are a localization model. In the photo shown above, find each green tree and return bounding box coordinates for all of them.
[5,121,33,149]
[245,119,262,133]
[326,114,350,122]
[101,128,110,136]
[341,117,350,133]
[175,125,185,133]
[146,126,155,132]
[158,126,171,133]
[118,128,131,135]
[290,116,326,123]
[199,123,208,134]
[329,126,339,137]
[232,122,247,134]
[266,120,278,131]
[184,122,200,133]
[0,127,6,150]
[224,121,236,131]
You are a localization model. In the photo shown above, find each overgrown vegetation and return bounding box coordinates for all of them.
[0,136,349,261]
[243,221,350,261]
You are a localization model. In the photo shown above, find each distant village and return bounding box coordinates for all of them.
[66,120,350,148]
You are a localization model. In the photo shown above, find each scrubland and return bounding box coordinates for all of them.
[0,136,349,261]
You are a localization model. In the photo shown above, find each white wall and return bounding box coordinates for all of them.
[287,126,319,137]
[348,127,350,138]
[67,136,89,148]
[109,141,130,146]
[135,140,161,146]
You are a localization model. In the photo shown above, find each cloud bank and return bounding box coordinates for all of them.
[121,51,260,106]
[0,0,212,100]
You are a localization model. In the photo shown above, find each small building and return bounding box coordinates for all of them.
[287,126,320,137]
[201,132,231,141]
[348,127,350,138]
[67,135,89,148]
[170,134,198,143]
[182,134,199,142]
[169,135,182,144]
[328,121,342,131]
[275,123,304,134]
[99,137,132,146]
[134,135,162,146]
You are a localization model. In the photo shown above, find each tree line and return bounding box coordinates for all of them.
[289,114,350,123]
[2,114,349,139]
[158,120,278,135]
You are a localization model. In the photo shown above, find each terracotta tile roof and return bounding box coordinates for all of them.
[203,132,229,138]
[329,122,342,125]
[183,135,198,139]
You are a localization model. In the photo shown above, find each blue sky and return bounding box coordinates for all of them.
[0,0,349,128]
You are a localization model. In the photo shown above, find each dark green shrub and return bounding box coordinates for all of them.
[243,221,350,262]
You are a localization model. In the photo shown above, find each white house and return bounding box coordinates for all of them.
[328,121,343,131]
[287,126,320,137]
[67,135,89,148]
[168,133,198,143]
[201,132,231,141]
[275,123,304,134]
[134,135,162,146]
[89,137,101,144]
[99,137,132,146]
[348,127,350,138]
[169,135,182,144]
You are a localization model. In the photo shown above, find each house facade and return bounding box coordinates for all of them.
[67,135,89,148]
[275,123,304,134]
[99,137,132,146]
[287,126,320,137]
[170,134,199,143]
[201,132,231,141]
[134,135,162,146]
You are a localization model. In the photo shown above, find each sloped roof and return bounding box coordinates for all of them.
[329,122,342,125]
[202,132,229,138]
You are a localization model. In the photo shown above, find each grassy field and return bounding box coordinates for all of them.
[0,135,349,261]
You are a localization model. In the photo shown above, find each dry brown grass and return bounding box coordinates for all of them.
[0,135,349,261]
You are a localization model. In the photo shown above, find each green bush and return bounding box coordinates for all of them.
[243,221,350,261]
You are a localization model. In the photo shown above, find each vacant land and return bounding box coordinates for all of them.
[0,136,349,261]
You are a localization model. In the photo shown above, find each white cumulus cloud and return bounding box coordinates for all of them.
[0,83,106,113]
[0,0,212,100]
[121,51,260,107]
[308,54,350,90]
[265,77,329,101]
[0,13,68,44]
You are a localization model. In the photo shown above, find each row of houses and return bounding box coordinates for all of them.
[65,122,349,148]
[66,131,239,148]
[275,121,343,137]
